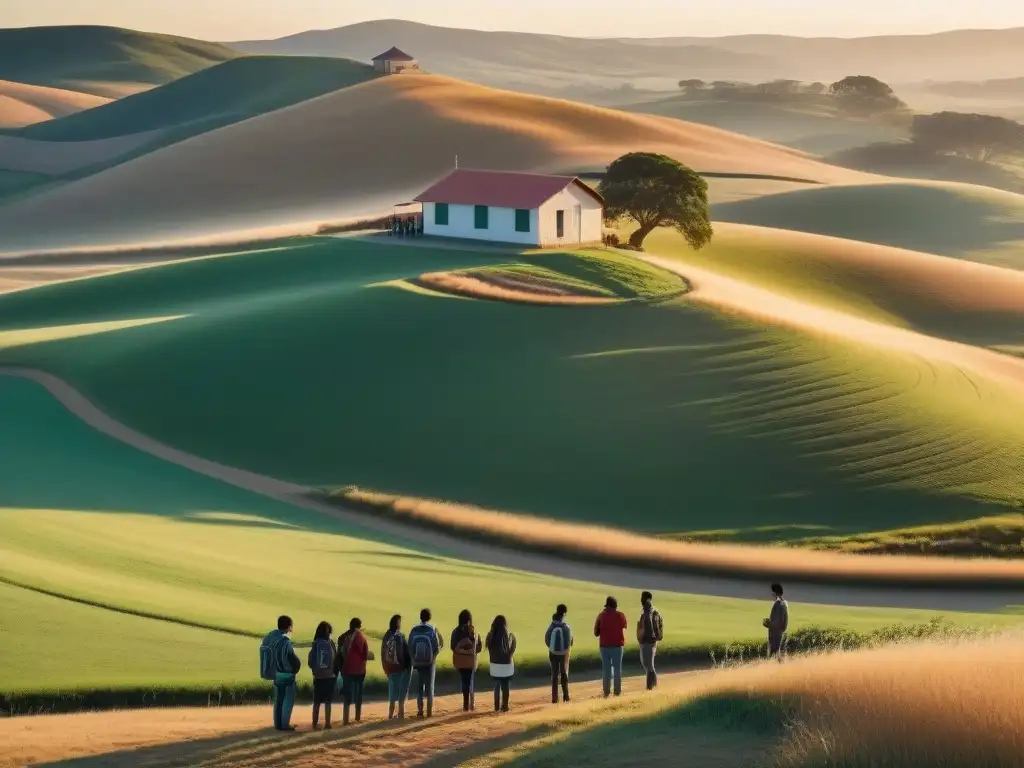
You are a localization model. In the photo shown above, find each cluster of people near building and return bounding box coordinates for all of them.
[259,584,789,731]
[388,215,423,237]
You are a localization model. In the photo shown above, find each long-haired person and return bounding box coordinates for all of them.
[451,609,482,711]
[485,615,517,712]
[308,621,337,729]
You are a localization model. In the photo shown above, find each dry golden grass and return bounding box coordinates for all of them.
[0,73,871,255]
[0,80,110,128]
[335,488,1024,587]
[414,271,618,305]
[732,635,1024,766]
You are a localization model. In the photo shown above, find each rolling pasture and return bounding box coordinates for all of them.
[1,237,1022,545]
[2,373,990,695]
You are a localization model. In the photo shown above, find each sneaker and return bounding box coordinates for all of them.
[325,722,333,730]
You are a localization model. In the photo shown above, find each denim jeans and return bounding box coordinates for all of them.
[458,668,476,710]
[549,653,569,702]
[414,665,436,714]
[639,643,657,689]
[600,646,624,696]
[342,674,365,722]
[272,673,296,729]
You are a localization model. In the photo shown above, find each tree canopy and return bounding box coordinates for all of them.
[598,152,713,250]
[829,75,906,115]
[678,78,706,91]
[912,111,1024,162]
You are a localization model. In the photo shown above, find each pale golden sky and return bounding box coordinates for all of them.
[3,0,1024,40]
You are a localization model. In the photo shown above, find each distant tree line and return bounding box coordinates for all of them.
[677,74,906,117]
[911,112,1024,162]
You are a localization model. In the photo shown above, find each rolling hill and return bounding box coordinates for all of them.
[0,73,865,255]
[2,235,1022,545]
[0,25,238,96]
[620,92,908,154]
[0,80,110,129]
[14,55,379,143]
[232,20,1024,92]
[713,181,1024,270]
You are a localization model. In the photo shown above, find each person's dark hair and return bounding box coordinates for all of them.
[771,583,784,596]
[420,608,432,623]
[604,596,618,611]
[555,604,568,620]
[314,621,333,640]
[389,614,402,632]
[641,591,653,604]
[487,614,510,651]
[458,609,472,627]
[350,617,362,630]
[277,615,293,632]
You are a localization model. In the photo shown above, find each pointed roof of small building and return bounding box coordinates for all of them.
[414,169,604,210]
[372,47,415,62]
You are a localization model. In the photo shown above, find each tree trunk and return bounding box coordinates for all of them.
[629,223,657,250]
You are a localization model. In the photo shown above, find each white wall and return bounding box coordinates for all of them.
[537,184,604,247]
[422,202,539,245]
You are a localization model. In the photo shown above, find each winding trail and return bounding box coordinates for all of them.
[2,366,1024,613]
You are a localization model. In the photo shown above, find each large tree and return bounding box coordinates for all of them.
[829,75,905,115]
[912,111,1024,162]
[598,152,713,250]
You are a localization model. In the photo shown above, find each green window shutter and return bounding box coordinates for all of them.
[474,205,489,230]
[515,209,530,233]
[434,203,449,226]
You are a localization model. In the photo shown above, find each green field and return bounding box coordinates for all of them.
[713,181,1024,270]
[4,374,1003,694]
[0,26,237,94]
[0,238,1021,543]
[15,56,379,146]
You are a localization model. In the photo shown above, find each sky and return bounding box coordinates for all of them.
[3,0,1024,40]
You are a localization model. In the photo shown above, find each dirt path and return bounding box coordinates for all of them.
[2,367,1023,612]
[0,671,704,768]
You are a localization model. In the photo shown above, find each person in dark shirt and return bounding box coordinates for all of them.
[764,583,790,661]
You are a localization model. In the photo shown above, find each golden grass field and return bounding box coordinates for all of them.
[0,79,111,129]
[334,488,1024,587]
[0,73,871,256]
[3,636,1019,767]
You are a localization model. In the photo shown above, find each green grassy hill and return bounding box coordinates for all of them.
[1,373,971,696]
[713,181,1024,270]
[0,25,238,96]
[15,55,379,143]
[1,238,1022,544]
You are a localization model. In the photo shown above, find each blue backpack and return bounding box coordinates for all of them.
[409,626,436,666]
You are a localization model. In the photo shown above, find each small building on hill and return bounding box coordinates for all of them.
[414,169,605,247]
[372,47,420,74]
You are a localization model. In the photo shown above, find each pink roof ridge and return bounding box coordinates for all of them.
[414,169,604,210]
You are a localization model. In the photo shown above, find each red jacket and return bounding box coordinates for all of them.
[340,630,373,676]
[594,609,627,648]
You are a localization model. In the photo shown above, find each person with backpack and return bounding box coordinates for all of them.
[763,583,790,661]
[485,615,517,712]
[636,591,664,691]
[408,608,443,718]
[451,609,483,712]
[308,621,337,729]
[381,614,412,719]
[260,615,302,731]
[594,596,627,698]
[544,604,573,703]
[337,617,374,724]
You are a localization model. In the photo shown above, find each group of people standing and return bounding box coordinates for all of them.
[259,584,789,732]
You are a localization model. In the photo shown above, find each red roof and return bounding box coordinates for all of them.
[372,47,415,62]
[414,170,604,210]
